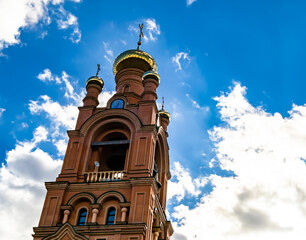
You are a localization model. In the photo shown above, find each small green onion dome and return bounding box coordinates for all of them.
[86,75,104,88]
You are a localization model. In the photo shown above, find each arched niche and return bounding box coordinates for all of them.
[96,191,126,225]
[65,193,95,226]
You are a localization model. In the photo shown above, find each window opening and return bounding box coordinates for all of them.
[77,208,87,226]
[106,207,116,225]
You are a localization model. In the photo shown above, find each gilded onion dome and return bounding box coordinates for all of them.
[159,108,170,120]
[159,97,170,120]
[86,75,104,88]
[113,49,158,75]
[142,70,160,83]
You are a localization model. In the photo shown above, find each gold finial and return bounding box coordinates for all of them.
[137,23,144,50]
[162,97,165,109]
[96,64,101,76]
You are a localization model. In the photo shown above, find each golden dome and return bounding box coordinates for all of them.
[86,75,104,88]
[113,49,157,75]
[142,70,160,83]
[159,108,170,120]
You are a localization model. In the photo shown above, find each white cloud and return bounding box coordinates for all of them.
[171,82,306,240]
[186,93,209,112]
[55,6,81,43]
[103,41,113,57]
[103,41,114,63]
[187,0,197,6]
[0,0,81,53]
[98,90,116,107]
[168,162,208,201]
[0,126,62,239]
[61,71,80,101]
[29,95,79,130]
[37,69,80,100]
[57,12,77,29]
[21,122,29,128]
[128,18,161,43]
[0,0,46,50]
[54,138,68,156]
[33,68,115,140]
[172,52,191,71]
[0,108,5,118]
[39,30,48,39]
[144,18,160,42]
[37,68,54,82]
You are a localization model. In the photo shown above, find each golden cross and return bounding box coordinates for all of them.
[96,64,101,76]
[137,23,144,50]
[162,97,165,109]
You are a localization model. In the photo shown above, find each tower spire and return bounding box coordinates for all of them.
[137,23,144,50]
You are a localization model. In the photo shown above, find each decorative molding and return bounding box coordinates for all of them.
[43,196,59,226]
[45,182,69,191]
[67,181,132,192]
[66,192,96,206]
[97,191,126,204]
[79,109,142,135]
[42,222,88,240]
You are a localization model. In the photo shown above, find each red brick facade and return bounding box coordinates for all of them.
[33,49,173,240]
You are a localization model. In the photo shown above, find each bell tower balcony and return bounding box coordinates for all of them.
[84,170,125,182]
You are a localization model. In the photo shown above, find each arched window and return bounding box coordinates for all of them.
[123,85,130,93]
[106,207,116,225]
[77,208,87,226]
[110,99,124,109]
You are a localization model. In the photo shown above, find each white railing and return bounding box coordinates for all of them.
[84,171,124,182]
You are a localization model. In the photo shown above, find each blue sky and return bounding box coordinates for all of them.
[1,0,306,239]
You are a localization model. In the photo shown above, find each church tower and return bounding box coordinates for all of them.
[33,28,173,240]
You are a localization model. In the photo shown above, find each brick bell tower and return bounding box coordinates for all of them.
[33,28,173,240]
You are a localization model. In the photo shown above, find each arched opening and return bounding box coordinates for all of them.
[77,208,87,226]
[90,122,131,173]
[154,141,162,189]
[103,132,128,171]
[106,207,116,225]
[123,85,130,93]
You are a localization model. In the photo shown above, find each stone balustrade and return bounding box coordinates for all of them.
[84,171,124,182]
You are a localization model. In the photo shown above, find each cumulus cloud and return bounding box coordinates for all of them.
[29,94,79,130]
[55,6,81,43]
[187,0,197,6]
[0,0,81,53]
[168,162,208,201]
[128,18,161,42]
[37,69,81,101]
[172,52,191,71]
[144,18,160,41]
[0,126,62,239]
[33,68,115,140]
[171,82,306,240]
